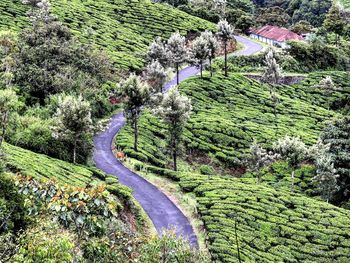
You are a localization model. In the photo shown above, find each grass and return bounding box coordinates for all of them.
[0,0,214,70]
[115,72,340,170]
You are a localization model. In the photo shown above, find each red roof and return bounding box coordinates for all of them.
[250,25,303,42]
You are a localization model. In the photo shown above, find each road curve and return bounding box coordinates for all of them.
[93,36,263,248]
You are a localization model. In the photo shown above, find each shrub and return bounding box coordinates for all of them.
[199,165,215,175]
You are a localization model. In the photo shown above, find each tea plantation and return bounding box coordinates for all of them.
[187,175,350,262]
[115,73,338,168]
[0,0,213,70]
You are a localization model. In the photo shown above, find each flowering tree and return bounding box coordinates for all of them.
[167,32,188,85]
[217,20,234,77]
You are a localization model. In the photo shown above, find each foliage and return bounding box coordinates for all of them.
[139,230,209,263]
[262,48,282,85]
[16,0,112,103]
[156,87,192,171]
[321,116,350,204]
[217,20,234,77]
[11,218,79,263]
[52,94,94,164]
[0,89,20,148]
[119,74,152,152]
[145,60,167,93]
[323,3,346,42]
[0,0,214,71]
[0,172,27,235]
[190,34,209,78]
[256,6,290,27]
[167,31,188,85]
[313,153,339,203]
[17,176,120,240]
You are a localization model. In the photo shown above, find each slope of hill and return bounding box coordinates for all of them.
[3,143,146,228]
[115,73,337,169]
[0,0,214,70]
[181,173,350,262]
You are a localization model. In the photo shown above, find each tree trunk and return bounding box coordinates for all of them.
[73,138,77,164]
[291,170,295,193]
[176,63,179,86]
[134,118,138,152]
[0,112,9,148]
[209,57,213,77]
[200,61,203,79]
[224,41,228,77]
[234,218,242,263]
[173,138,177,171]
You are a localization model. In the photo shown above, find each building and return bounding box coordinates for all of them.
[250,25,304,49]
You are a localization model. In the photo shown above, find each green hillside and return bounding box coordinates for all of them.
[115,73,339,168]
[0,0,213,70]
[340,0,350,9]
[182,174,350,262]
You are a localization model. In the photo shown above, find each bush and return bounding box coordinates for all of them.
[0,172,27,234]
[12,219,79,263]
[199,165,215,175]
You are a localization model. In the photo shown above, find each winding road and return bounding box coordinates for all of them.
[93,35,263,248]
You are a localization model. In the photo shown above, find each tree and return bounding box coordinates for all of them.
[256,6,290,27]
[147,37,169,67]
[0,31,17,88]
[321,116,350,204]
[156,88,192,171]
[52,95,93,164]
[262,48,282,85]
[313,153,339,203]
[291,20,314,35]
[246,141,280,184]
[201,31,219,77]
[17,0,112,103]
[145,60,167,93]
[167,32,188,85]
[0,89,19,148]
[323,3,346,47]
[190,35,209,78]
[273,136,308,193]
[119,74,151,152]
[217,20,234,77]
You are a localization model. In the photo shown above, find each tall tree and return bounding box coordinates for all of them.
[0,89,19,148]
[167,32,188,85]
[145,60,167,93]
[52,95,93,164]
[147,37,169,67]
[273,136,308,193]
[119,74,151,152]
[323,3,346,47]
[321,116,350,204]
[190,35,209,78]
[201,31,219,77]
[156,88,192,171]
[217,20,234,77]
[262,48,282,85]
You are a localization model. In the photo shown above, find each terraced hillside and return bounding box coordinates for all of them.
[0,0,214,70]
[3,143,143,223]
[181,173,350,262]
[115,73,338,168]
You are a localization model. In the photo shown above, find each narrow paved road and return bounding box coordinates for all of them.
[93,35,263,248]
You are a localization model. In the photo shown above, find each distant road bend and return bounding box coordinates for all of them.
[93,36,263,248]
